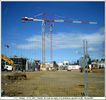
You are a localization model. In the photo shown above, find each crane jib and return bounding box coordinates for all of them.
[21,17,97,24]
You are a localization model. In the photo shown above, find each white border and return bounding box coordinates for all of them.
[0,0,105,100]
[104,2,106,97]
[0,97,106,99]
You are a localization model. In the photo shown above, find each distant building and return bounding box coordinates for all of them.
[63,61,70,65]
[91,61,105,69]
[34,60,40,71]
[10,57,27,71]
[98,62,105,69]
[67,65,81,70]
[57,63,63,70]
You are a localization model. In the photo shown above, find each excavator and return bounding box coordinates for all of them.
[1,54,27,80]
[1,54,15,71]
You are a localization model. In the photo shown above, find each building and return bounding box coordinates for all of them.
[34,60,40,71]
[67,65,81,70]
[98,62,105,69]
[10,57,27,71]
[91,61,105,69]
[63,61,70,65]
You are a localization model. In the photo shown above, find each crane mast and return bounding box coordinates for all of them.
[21,14,97,69]
[42,17,45,67]
[21,14,97,96]
[49,23,53,64]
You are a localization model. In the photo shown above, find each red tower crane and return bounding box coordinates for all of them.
[21,14,97,67]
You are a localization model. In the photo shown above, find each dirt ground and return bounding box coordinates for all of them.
[1,69,105,97]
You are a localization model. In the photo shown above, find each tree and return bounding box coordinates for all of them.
[88,57,91,64]
[101,58,105,62]
[86,55,92,64]
[77,60,79,65]
[53,61,59,70]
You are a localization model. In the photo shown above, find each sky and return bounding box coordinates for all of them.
[1,1,105,63]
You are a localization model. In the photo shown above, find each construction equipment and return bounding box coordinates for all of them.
[21,13,97,70]
[1,54,15,71]
[48,23,53,64]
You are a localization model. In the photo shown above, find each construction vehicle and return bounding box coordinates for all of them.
[1,54,27,80]
[1,54,15,71]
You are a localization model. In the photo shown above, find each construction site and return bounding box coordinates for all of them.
[1,2,105,97]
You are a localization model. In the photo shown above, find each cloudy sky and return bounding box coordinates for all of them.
[2,2,105,63]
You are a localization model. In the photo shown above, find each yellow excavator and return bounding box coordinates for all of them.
[1,54,27,80]
[1,54,15,71]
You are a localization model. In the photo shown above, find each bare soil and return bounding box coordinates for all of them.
[1,69,105,97]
